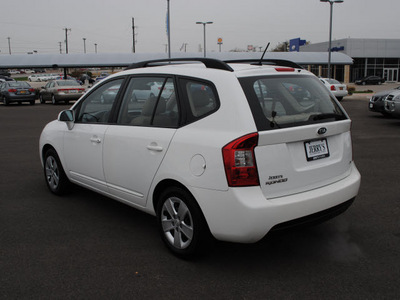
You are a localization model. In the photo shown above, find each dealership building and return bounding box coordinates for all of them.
[300,38,400,83]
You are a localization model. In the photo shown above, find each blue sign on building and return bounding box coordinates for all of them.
[289,38,307,52]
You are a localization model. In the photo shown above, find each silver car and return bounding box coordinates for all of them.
[40,80,85,104]
[384,89,400,117]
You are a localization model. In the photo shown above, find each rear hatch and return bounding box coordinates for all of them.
[255,121,352,199]
[239,73,353,199]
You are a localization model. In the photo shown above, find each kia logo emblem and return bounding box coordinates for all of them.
[318,127,327,135]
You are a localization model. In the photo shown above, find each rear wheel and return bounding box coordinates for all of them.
[44,149,70,195]
[156,186,212,258]
[39,95,45,104]
[3,96,9,106]
[51,95,57,105]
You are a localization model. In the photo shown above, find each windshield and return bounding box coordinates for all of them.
[57,80,79,86]
[239,75,347,130]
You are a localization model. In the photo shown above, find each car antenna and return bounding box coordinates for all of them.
[256,42,270,65]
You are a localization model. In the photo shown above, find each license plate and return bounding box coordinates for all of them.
[339,87,343,90]
[304,139,330,161]
[69,90,77,93]
[19,90,27,94]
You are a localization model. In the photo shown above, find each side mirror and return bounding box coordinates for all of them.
[58,110,75,130]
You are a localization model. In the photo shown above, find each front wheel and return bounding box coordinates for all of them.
[156,187,212,258]
[44,149,70,195]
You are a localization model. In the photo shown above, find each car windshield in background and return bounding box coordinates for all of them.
[240,75,347,130]
[326,78,341,84]
[57,80,80,86]
[8,82,31,88]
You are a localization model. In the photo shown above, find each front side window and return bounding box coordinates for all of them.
[117,77,179,128]
[75,78,124,124]
[240,75,347,130]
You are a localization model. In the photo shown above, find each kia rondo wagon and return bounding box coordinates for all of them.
[39,58,361,257]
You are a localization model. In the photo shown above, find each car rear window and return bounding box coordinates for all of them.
[239,75,347,131]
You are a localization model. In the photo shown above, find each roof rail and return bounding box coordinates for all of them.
[224,59,304,69]
[126,58,234,72]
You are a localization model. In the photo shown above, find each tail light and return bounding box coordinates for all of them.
[8,89,17,93]
[275,67,295,72]
[29,88,35,92]
[222,133,260,187]
[330,85,336,91]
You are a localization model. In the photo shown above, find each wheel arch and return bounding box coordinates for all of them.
[152,179,191,212]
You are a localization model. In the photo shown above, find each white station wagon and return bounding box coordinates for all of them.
[39,58,361,257]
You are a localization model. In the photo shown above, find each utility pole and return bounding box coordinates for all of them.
[83,38,87,54]
[7,37,11,55]
[63,28,71,54]
[132,18,136,53]
[58,42,62,54]
[94,43,98,53]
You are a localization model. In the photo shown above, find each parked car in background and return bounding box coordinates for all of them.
[80,74,95,85]
[0,70,11,77]
[0,75,15,82]
[355,76,385,85]
[0,81,36,105]
[39,58,360,257]
[320,78,348,101]
[383,89,400,118]
[95,72,110,83]
[369,86,400,116]
[28,74,42,82]
[39,80,85,104]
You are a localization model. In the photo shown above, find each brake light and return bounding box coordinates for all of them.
[8,89,17,93]
[275,67,295,72]
[29,88,35,92]
[222,133,260,187]
[330,85,336,91]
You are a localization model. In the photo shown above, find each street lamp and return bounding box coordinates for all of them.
[83,38,87,54]
[320,0,343,78]
[196,21,213,57]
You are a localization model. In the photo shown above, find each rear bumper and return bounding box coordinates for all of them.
[193,162,361,243]
[5,95,36,102]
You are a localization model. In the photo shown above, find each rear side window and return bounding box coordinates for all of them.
[239,75,347,131]
[178,78,219,122]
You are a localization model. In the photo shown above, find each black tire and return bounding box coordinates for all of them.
[3,96,9,106]
[30,100,35,105]
[156,186,213,258]
[51,95,57,105]
[39,95,45,104]
[43,149,70,195]
[336,97,343,101]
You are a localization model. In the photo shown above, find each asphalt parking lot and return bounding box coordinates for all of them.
[1,88,399,299]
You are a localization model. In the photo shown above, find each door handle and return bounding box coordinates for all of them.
[147,144,163,152]
[90,137,101,144]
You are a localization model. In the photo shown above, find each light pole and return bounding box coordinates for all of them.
[167,0,171,59]
[196,21,213,57]
[94,43,98,54]
[320,0,343,78]
[83,38,87,54]
[7,37,11,55]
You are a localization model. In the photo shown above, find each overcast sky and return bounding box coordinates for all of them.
[0,0,398,55]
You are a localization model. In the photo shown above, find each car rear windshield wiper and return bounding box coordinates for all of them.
[308,113,346,121]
